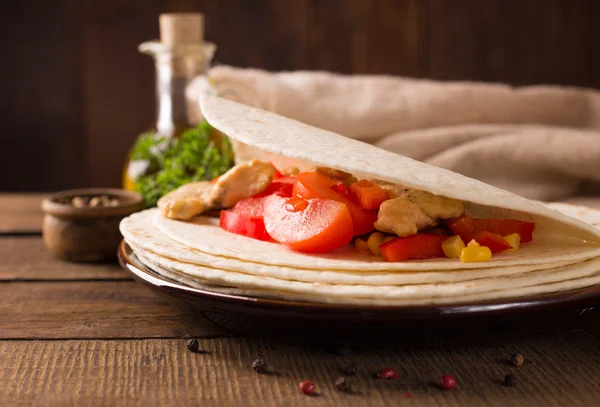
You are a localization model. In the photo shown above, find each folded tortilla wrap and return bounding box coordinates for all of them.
[119,94,600,305]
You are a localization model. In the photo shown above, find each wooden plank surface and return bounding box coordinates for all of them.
[0,237,129,281]
[2,333,600,407]
[0,194,45,234]
[0,281,228,339]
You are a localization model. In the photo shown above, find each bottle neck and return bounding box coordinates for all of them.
[155,59,194,137]
[141,41,215,137]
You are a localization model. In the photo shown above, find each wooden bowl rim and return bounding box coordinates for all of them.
[42,188,145,219]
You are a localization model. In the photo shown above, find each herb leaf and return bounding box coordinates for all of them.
[132,121,234,207]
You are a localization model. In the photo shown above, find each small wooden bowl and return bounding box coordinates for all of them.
[42,188,145,262]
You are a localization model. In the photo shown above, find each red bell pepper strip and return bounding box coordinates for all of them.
[447,215,535,243]
[349,180,389,210]
[472,218,535,243]
[446,215,476,242]
[379,234,446,262]
[473,230,512,253]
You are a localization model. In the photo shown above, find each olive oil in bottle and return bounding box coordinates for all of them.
[123,13,216,191]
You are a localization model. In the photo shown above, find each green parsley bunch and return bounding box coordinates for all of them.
[131,121,233,207]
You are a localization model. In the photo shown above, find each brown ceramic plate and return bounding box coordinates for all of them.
[118,240,600,343]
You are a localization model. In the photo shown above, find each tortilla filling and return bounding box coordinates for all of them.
[158,161,535,261]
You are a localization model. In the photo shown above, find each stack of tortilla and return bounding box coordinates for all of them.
[119,94,600,306]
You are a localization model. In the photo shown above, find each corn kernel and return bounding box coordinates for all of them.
[504,233,521,250]
[367,232,385,256]
[442,235,465,258]
[460,246,492,263]
[383,236,396,243]
[355,238,370,253]
[467,239,480,248]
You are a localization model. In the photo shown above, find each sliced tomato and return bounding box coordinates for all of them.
[232,179,295,221]
[219,210,272,241]
[263,195,353,253]
[473,230,512,253]
[349,180,388,210]
[232,197,267,218]
[285,196,309,212]
[379,234,446,262]
[447,215,535,243]
[293,171,377,236]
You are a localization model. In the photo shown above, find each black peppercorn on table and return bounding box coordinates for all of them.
[2,194,600,407]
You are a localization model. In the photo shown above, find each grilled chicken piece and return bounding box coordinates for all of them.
[158,160,275,220]
[403,190,465,220]
[373,182,465,237]
[158,181,214,220]
[374,197,436,237]
[207,160,276,208]
[316,166,357,185]
[376,183,465,220]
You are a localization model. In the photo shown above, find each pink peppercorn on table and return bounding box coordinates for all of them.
[2,193,600,407]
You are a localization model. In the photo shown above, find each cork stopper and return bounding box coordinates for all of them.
[159,13,204,47]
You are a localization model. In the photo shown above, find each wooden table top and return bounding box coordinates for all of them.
[2,194,600,407]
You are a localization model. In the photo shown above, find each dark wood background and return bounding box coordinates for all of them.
[2,0,599,191]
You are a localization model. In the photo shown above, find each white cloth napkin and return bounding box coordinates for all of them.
[188,66,600,201]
